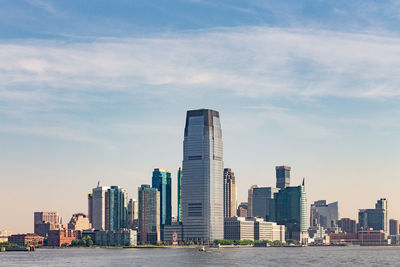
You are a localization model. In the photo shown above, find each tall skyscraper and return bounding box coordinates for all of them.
[223,168,237,218]
[247,185,258,217]
[182,109,224,242]
[252,187,279,221]
[276,166,291,189]
[105,186,128,231]
[138,184,160,243]
[88,193,93,224]
[177,167,182,222]
[152,168,172,226]
[127,198,138,229]
[358,198,388,234]
[310,200,339,228]
[92,185,109,230]
[389,219,399,235]
[270,179,308,241]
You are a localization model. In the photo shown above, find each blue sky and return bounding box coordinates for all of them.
[1,0,400,233]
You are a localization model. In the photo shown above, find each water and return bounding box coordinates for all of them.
[1,246,400,266]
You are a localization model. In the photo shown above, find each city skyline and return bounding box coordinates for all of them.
[1,1,400,234]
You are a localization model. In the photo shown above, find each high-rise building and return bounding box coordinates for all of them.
[138,184,160,244]
[105,186,128,231]
[127,198,138,229]
[389,219,399,235]
[152,168,172,227]
[182,109,224,242]
[270,179,308,241]
[88,194,93,224]
[276,166,291,189]
[223,168,237,218]
[247,185,258,217]
[358,198,388,234]
[252,187,279,221]
[92,186,109,230]
[310,200,339,228]
[67,213,91,231]
[177,167,182,222]
[337,218,357,233]
[237,202,248,217]
[34,212,64,237]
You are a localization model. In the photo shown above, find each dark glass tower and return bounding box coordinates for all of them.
[276,166,291,189]
[152,168,172,226]
[177,167,182,222]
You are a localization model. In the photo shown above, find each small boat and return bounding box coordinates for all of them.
[199,246,206,252]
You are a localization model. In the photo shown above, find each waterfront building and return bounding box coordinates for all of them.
[310,200,339,229]
[0,230,11,243]
[138,184,160,243]
[330,229,387,245]
[127,198,138,229]
[34,211,64,237]
[177,167,182,222]
[389,219,399,235]
[337,218,357,233]
[8,234,44,247]
[67,213,92,231]
[182,109,224,242]
[252,187,279,221]
[358,198,388,233]
[237,202,248,217]
[270,179,308,241]
[88,194,93,224]
[92,185,110,230]
[163,222,184,243]
[246,217,285,243]
[247,185,258,217]
[105,186,128,231]
[47,230,78,247]
[223,168,237,218]
[152,168,172,227]
[276,166,291,189]
[224,217,255,241]
[95,229,137,246]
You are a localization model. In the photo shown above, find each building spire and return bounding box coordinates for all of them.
[302,177,305,186]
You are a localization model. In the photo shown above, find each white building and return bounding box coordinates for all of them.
[224,217,255,241]
[92,186,109,230]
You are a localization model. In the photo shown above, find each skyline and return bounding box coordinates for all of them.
[1,0,400,233]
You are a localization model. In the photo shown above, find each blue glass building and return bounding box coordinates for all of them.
[105,186,128,231]
[152,168,172,226]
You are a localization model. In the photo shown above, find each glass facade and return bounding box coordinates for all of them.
[276,166,291,189]
[177,167,182,222]
[152,169,172,226]
[105,186,128,231]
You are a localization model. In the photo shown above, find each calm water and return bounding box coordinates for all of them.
[1,246,400,266]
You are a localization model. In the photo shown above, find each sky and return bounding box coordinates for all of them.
[1,0,400,233]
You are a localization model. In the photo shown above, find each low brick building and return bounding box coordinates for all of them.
[47,230,78,247]
[330,228,387,245]
[8,234,44,247]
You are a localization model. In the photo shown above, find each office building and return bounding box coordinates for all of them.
[337,218,357,234]
[270,179,308,241]
[247,217,285,242]
[223,168,237,218]
[88,194,93,224]
[68,213,92,231]
[163,222,184,243]
[138,184,160,244]
[177,167,183,222]
[152,168,172,227]
[47,230,78,247]
[276,166,291,189]
[95,229,137,246]
[105,186,128,231]
[252,187,279,221]
[247,185,258,217]
[310,200,339,228]
[127,198,138,229]
[182,109,224,242]
[390,219,399,235]
[358,198,388,233]
[34,211,64,237]
[237,202,248,217]
[224,217,255,241]
[8,234,44,247]
[92,185,109,230]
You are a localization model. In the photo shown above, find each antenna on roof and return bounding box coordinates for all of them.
[97,180,100,187]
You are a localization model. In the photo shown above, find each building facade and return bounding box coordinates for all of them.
[88,193,93,224]
[390,219,399,235]
[8,234,44,247]
[47,230,78,247]
[276,166,291,189]
[223,168,237,218]
[358,198,388,233]
[138,184,160,244]
[337,218,357,234]
[34,211,64,237]
[92,186,109,230]
[224,217,255,241]
[177,167,182,222]
[237,202,248,217]
[252,187,279,221]
[105,186,128,231]
[68,213,92,231]
[127,198,138,229]
[247,185,258,217]
[310,200,339,229]
[152,168,172,227]
[182,109,224,242]
[95,229,137,246]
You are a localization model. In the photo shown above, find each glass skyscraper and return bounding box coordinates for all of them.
[358,198,388,234]
[177,167,182,222]
[105,186,128,231]
[182,109,224,242]
[276,166,291,189]
[152,168,172,226]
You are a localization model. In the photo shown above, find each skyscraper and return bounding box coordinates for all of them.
[138,184,160,243]
[91,185,109,230]
[389,219,399,235]
[337,218,357,233]
[127,198,138,229]
[177,167,182,222]
[152,168,172,226]
[105,186,128,231]
[88,193,93,224]
[182,109,224,242]
[276,166,291,189]
[358,198,388,234]
[247,185,258,217]
[34,211,64,237]
[223,168,237,218]
[310,200,339,228]
[252,187,279,221]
